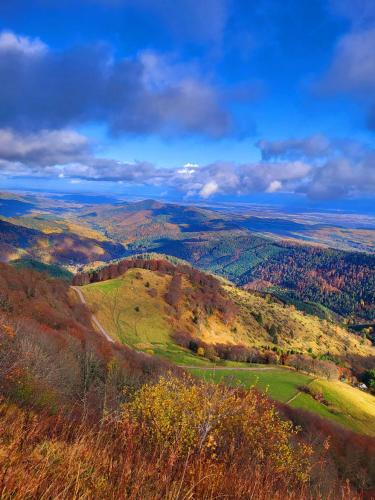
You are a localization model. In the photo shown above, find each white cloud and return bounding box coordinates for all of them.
[200,180,219,197]
[0,126,373,201]
[266,180,282,193]
[177,162,200,176]
[0,31,47,56]
[0,128,89,166]
[0,30,231,137]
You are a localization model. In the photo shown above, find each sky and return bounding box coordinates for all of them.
[0,0,374,210]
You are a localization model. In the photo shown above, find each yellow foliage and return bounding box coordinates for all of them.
[123,375,313,483]
[197,346,205,357]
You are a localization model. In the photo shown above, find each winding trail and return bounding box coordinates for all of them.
[72,286,114,344]
[285,392,301,405]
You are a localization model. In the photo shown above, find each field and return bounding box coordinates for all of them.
[189,366,375,436]
[79,268,221,365]
[78,266,375,437]
[79,265,374,360]
[187,366,312,402]
[290,379,375,436]
[227,285,373,357]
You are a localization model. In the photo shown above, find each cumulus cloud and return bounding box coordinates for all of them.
[0,127,373,201]
[266,180,282,193]
[171,160,312,198]
[200,181,219,198]
[0,128,89,166]
[257,134,371,162]
[318,3,375,130]
[0,31,47,56]
[60,158,167,184]
[255,134,375,199]
[302,155,375,199]
[0,129,311,196]
[0,30,231,137]
[321,28,375,94]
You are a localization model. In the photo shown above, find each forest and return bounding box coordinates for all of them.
[2,196,374,322]
[246,243,375,321]
[152,234,374,321]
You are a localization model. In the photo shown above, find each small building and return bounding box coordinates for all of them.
[358,383,368,391]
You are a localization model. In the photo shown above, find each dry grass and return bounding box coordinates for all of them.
[227,285,374,357]
[308,380,375,436]
[79,267,374,364]
[0,388,346,500]
[80,268,250,359]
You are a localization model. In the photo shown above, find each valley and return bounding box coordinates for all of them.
[1,192,374,323]
[2,2,375,495]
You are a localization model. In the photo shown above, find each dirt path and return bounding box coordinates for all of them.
[72,286,114,344]
[285,392,301,404]
[285,378,317,405]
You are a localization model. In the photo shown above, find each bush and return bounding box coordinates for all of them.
[124,375,314,483]
[298,385,312,395]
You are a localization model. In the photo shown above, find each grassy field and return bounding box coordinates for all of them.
[188,367,375,436]
[226,285,374,358]
[188,367,312,403]
[80,269,222,365]
[290,379,375,436]
[80,267,374,364]
[79,269,375,436]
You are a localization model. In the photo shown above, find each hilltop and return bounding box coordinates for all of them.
[0,219,125,268]
[75,257,374,362]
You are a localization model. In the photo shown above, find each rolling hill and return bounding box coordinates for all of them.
[72,199,375,321]
[189,367,375,435]
[0,219,125,268]
[1,257,374,495]
[76,257,374,359]
[74,257,375,436]
[1,192,374,321]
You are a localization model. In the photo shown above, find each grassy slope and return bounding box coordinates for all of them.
[190,367,375,436]
[80,269,214,365]
[227,285,374,357]
[79,268,375,435]
[291,379,375,436]
[80,269,374,361]
[188,367,311,402]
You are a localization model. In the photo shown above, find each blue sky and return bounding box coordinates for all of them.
[0,0,374,209]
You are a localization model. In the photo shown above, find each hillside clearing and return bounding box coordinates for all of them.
[188,366,375,436]
[187,367,312,403]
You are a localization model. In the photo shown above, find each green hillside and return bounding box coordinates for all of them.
[189,367,375,436]
[77,261,375,436]
[79,266,374,362]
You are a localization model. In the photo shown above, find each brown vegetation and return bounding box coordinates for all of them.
[0,376,360,499]
[0,263,374,496]
[74,257,238,324]
[0,263,175,416]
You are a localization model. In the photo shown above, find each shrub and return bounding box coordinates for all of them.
[124,375,314,484]
[298,385,312,395]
